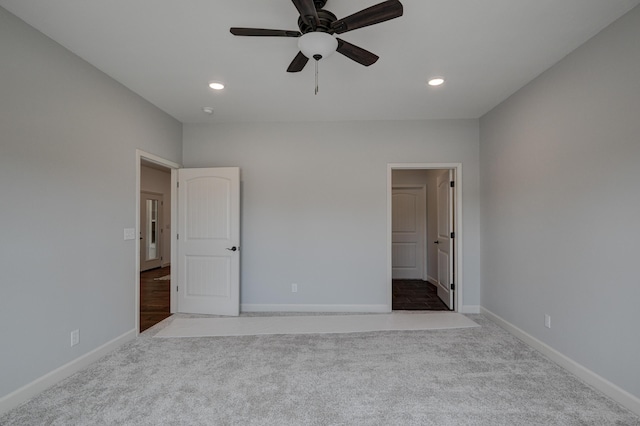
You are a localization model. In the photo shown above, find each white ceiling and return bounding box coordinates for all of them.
[2,0,638,123]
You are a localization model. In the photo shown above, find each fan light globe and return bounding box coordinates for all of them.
[298,32,338,60]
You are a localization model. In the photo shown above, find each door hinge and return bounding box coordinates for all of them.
[450,181,455,188]
[450,232,455,239]
[177,181,180,188]
[450,283,455,290]
[176,286,179,292]
[177,233,179,240]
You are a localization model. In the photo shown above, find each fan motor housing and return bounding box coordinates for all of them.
[313,0,328,9]
[298,9,337,34]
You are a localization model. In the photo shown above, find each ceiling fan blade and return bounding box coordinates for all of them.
[331,0,403,34]
[230,28,301,37]
[336,39,379,66]
[287,51,310,72]
[291,0,319,30]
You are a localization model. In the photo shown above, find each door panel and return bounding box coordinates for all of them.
[392,187,425,279]
[177,168,240,316]
[436,171,454,309]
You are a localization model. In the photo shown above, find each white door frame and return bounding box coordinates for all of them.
[387,163,463,312]
[135,150,181,334]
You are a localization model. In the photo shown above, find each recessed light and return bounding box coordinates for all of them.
[202,107,214,114]
[428,78,445,87]
[208,82,225,90]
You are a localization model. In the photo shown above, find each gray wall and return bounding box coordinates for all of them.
[0,8,182,398]
[480,5,640,399]
[183,119,480,311]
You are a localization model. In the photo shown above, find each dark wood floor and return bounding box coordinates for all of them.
[140,266,171,332]
[392,279,450,311]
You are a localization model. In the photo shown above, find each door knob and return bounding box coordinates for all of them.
[433,241,440,244]
[226,246,238,252]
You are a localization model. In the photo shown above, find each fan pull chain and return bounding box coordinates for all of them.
[315,59,319,95]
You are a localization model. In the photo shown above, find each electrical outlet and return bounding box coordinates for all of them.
[70,329,80,347]
[291,283,298,293]
[544,314,551,329]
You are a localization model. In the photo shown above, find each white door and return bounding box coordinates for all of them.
[435,171,454,309]
[392,187,426,279]
[177,167,240,316]
[140,192,163,271]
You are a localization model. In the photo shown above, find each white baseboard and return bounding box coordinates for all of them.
[481,307,640,416]
[460,305,480,314]
[0,329,136,416]
[242,304,480,315]
[426,275,437,284]
[241,304,390,313]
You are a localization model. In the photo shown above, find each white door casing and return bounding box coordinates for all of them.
[177,167,240,316]
[392,187,426,279]
[436,170,454,309]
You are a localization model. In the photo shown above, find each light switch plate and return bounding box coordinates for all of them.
[544,314,551,329]
[70,329,79,347]
[124,228,136,240]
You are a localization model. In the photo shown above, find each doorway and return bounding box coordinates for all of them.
[135,152,242,332]
[136,151,180,333]
[388,163,462,312]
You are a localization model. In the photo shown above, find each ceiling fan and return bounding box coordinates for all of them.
[230,0,404,73]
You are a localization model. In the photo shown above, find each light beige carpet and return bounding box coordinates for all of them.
[154,312,479,338]
[4,315,638,425]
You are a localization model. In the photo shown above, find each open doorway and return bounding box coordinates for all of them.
[139,160,171,331]
[135,154,242,328]
[136,151,180,333]
[388,163,462,312]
